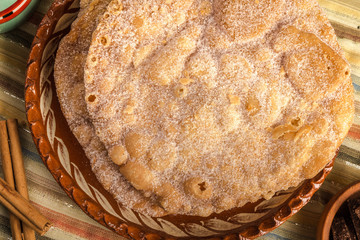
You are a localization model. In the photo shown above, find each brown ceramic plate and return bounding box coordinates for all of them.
[25,0,335,239]
[317,181,360,240]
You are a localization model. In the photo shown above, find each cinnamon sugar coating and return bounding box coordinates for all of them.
[56,0,353,217]
[54,0,168,216]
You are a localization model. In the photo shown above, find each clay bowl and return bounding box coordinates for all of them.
[25,0,335,238]
[317,181,360,240]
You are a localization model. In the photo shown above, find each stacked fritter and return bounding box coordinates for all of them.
[54,0,354,217]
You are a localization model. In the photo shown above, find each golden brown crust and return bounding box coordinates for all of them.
[83,0,353,217]
[54,0,168,216]
[56,0,354,217]
[214,0,285,43]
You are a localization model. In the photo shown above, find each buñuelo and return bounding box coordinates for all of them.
[55,0,354,217]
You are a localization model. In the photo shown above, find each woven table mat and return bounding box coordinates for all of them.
[0,0,359,239]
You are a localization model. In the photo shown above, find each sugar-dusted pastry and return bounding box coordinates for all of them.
[81,0,353,217]
[54,0,169,216]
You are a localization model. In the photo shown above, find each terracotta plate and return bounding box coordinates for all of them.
[25,0,335,238]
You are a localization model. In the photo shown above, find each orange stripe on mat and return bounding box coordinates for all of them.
[347,125,360,140]
[347,131,360,140]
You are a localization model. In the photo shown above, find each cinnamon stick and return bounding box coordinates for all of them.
[0,121,22,240]
[0,177,51,235]
[7,119,36,240]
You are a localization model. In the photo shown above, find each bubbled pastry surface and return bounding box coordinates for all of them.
[54,0,170,216]
[69,0,352,217]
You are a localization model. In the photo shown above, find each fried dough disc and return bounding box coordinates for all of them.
[54,0,168,216]
[83,0,353,216]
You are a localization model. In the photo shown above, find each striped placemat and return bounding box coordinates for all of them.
[0,0,359,239]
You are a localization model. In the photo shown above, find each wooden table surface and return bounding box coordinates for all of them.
[0,0,359,239]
